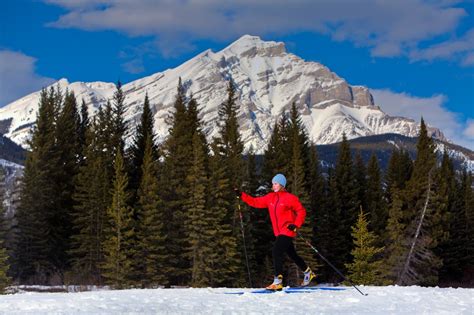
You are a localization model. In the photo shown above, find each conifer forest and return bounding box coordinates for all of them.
[0,80,473,293]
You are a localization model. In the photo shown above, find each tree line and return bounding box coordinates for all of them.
[0,79,472,292]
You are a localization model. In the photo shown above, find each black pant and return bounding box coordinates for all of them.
[272,235,307,277]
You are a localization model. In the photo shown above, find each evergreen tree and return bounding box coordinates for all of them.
[345,210,384,285]
[333,134,359,270]
[101,150,135,288]
[186,132,213,287]
[160,79,193,285]
[213,81,246,284]
[69,106,114,284]
[284,103,316,284]
[354,152,367,211]
[240,146,259,285]
[320,168,345,281]
[397,118,446,285]
[286,103,311,183]
[262,117,289,186]
[78,99,89,156]
[111,81,127,154]
[128,93,158,202]
[246,146,273,286]
[0,169,11,293]
[460,171,474,281]
[217,81,245,186]
[133,137,168,288]
[308,144,325,270]
[0,244,10,294]
[53,90,82,272]
[440,170,474,285]
[365,153,387,239]
[14,87,60,283]
[383,187,408,283]
[385,149,413,203]
[207,141,241,287]
[437,151,463,284]
[0,169,10,243]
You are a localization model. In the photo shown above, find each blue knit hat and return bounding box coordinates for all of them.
[272,174,286,187]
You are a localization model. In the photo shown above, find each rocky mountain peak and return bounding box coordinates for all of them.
[220,35,286,57]
[0,35,449,154]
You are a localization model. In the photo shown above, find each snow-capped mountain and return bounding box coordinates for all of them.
[0,35,447,153]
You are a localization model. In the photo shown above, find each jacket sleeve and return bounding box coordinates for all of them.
[241,192,271,209]
[292,196,307,228]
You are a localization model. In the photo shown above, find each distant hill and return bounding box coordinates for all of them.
[0,132,26,165]
[316,133,473,171]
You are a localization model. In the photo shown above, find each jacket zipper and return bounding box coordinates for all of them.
[274,193,280,234]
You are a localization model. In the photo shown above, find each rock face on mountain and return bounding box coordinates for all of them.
[0,35,445,153]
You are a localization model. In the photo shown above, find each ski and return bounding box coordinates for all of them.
[224,286,346,295]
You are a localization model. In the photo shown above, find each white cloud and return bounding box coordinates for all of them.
[371,88,474,150]
[43,0,472,64]
[464,119,474,138]
[121,58,144,74]
[0,50,55,107]
[410,28,474,66]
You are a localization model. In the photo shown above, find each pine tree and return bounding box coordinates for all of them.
[128,93,158,203]
[437,151,463,284]
[333,134,359,270]
[207,141,241,287]
[101,150,135,288]
[262,117,289,186]
[69,106,114,285]
[247,146,273,286]
[440,170,474,285]
[308,144,325,270]
[160,79,193,285]
[186,132,214,287]
[345,209,384,285]
[217,81,245,185]
[397,118,446,285]
[365,153,387,239]
[111,81,127,154]
[78,99,89,157]
[284,103,317,284]
[320,168,345,281]
[460,171,474,282]
[53,90,82,272]
[0,169,11,293]
[134,137,168,288]
[385,149,413,203]
[354,152,367,211]
[383,187,408,283]
[14,87,60,283]
[213,81,246,284]
[243,146,264,286]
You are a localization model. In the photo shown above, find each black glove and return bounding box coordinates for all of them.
[234,188,242,198]
[287,224,297,232]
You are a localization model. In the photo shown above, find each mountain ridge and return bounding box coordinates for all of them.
[0,35,450,154]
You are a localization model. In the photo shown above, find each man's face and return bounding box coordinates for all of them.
[272,182,283,192]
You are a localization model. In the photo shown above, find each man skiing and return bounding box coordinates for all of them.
[235,173,316,290]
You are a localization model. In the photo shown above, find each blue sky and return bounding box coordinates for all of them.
[1,0,473,149]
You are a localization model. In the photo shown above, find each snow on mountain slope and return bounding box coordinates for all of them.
[0,35,446,153]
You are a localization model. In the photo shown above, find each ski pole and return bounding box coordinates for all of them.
[297,232,368,296]
[237,200,252,288]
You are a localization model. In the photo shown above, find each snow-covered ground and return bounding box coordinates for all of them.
[0,285,472,314]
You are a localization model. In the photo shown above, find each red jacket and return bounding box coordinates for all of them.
[241,190,306,237]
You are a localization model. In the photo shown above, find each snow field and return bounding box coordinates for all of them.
[0,285,472,314]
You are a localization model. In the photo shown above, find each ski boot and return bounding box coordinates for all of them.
[301,267,316,286]
[266,275,283,291]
